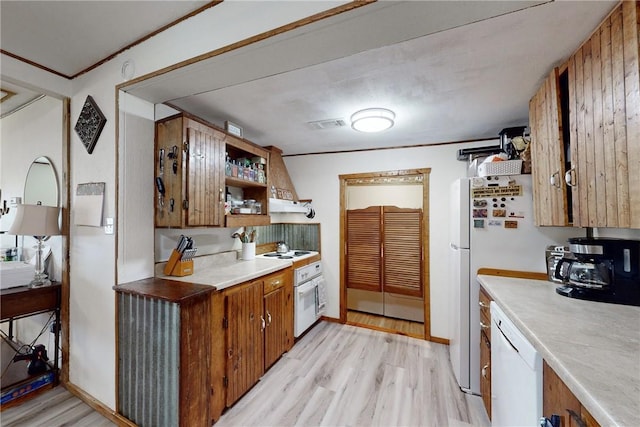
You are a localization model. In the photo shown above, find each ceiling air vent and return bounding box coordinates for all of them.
[306,118,346,130]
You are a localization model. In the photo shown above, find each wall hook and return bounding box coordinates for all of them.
[0,200,9,217]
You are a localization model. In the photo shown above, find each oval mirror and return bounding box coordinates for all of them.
[24,156,59,207]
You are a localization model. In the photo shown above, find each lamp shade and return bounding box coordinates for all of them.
[8,204,61,237]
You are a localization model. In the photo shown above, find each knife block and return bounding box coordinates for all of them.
[163,249,194,277]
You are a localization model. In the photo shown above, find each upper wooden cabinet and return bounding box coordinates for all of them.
[529,67,572,226]
[225,134,271,227]
[155,114,226,227]
[155,113,273,228]
[566,1,640,229]
[530,1,640,229]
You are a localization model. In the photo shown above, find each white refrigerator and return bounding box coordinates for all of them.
[449,175,577,395]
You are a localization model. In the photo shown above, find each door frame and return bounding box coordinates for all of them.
[339,168,431,340]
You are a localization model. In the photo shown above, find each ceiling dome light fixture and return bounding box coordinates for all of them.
[350,108,395,133]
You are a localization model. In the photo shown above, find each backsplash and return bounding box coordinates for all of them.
[251,223,320,251]
[155,223,320,262]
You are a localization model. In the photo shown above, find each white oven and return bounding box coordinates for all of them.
[294,261,325,337]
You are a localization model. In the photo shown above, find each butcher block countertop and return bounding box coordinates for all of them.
[478,274,640,427]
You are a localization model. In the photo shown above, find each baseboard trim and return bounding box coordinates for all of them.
[346,320,424,339]
[429,336,450,345]
[65,382,136,427]
[323,315,449,344]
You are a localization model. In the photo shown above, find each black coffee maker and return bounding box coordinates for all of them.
[554,237,640,306]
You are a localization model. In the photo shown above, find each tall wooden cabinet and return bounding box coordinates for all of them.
[530,1,640,229]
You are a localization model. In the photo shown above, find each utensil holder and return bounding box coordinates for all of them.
[241,242,256,260]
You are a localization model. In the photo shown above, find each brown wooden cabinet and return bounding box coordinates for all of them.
[530,1,640,228]
[155,113,226,227]
[224,135,271,227]
[155,112,274,228]
[223,267,294,407]
[543,361,601,427]
[114,279,215,427]
[479,286,492,420]
[224,279,265,407]
[263,269,294,370]
[565,1,640,229]
[529,67,572,227]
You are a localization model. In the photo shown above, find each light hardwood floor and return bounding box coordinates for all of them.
[0,385,114,426]
[217,321,489,427]
[2,322,489,427]
[347,310,425,338]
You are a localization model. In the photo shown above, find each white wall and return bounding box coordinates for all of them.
[0,1,350,410]
[283,140,490,339]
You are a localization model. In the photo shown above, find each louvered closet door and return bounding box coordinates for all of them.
[346,206,382,292]
[383,207,423,297]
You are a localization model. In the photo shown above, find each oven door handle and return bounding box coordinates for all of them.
[298,284,317,297]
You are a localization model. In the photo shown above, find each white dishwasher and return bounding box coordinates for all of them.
[490,301,542,427]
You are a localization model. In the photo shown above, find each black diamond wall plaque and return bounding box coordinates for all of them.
[75,95,106,154]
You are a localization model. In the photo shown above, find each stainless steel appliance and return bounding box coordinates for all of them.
[293,260,326,337]
[554,237,640,306]
[449,175,576,394]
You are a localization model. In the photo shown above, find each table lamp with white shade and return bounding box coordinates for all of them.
[8,203,61,287]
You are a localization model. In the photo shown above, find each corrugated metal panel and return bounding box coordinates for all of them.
[118,293,179,427]
[252,223,319,250]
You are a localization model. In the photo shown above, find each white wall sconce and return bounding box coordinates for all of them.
[350,108,395,133]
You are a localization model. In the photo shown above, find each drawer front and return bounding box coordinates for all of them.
[264,272,287,294]
[479,287,492,341]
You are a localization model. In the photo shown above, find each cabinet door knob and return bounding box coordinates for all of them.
[267,311,272,326]
[479,301,489,308]
[480,321,490,330]
[482,364,490,379]
[260,315,266,331]
[550,171,561,188]
[564,168,576,187]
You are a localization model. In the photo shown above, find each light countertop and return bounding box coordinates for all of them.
[478,275,640,426]
[156,253,293,291]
